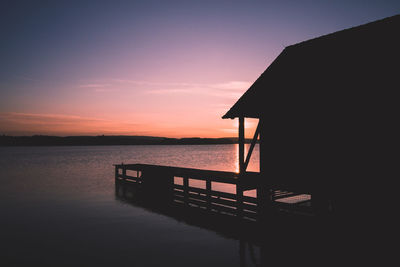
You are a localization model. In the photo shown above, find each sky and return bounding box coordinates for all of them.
[1,0,399,138]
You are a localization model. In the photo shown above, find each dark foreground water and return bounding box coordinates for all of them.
[1,145,390,266]
[0,145,263,267]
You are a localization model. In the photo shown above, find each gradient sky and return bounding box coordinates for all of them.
[1,0,399,137]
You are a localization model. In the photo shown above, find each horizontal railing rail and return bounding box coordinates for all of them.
[114,163,314,218]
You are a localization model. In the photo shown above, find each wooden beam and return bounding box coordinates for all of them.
[206,180,211,211]
[239,117,245,174]
[115,166,119,180]
[243,121,260,172]
[236,183,243,218]
[183,177,189,206]
[259,117,265,174]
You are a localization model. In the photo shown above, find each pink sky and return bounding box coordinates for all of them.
[0,78,260,138]
[1,1,398,138]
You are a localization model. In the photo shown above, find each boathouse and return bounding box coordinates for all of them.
[223,15,400,212]
[115,15,399,218]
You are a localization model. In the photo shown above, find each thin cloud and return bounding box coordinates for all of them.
[0,112,146,136]
[79,83,111,88]
[145,88,193,94]
[113,79,193,87]
[213,81,252,90]
[142,80,251,98]
[81,79,251,98]
[79,83,121,92]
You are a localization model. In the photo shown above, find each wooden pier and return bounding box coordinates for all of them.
[114,163,314,221]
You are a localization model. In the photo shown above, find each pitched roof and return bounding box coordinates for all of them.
[222,14,400,119]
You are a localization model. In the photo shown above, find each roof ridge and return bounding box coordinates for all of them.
[287,14,400,49]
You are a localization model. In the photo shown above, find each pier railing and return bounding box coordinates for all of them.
[114,163,314,219]
[172,178,258,221]
[114,163,261,221]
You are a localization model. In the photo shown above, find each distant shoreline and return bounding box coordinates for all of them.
[0,135,255,146]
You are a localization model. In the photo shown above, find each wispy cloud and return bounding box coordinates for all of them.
[142,80,251,99]
[0,112,241,138]
[78,78,251,99]
[79,83,123,92]
[112,79,193,87]
[145,88,193,94]
[79,83,111,88]
[0,112,147,136]
[213,81,252,91]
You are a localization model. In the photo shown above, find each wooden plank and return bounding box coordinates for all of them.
[119,163,240,184]
[173,184,184,190]
[242,203,258,212]
[182,189,257,211]
[211,202,238,214]
[243,195,258,204]
[273,192,300,200]
[124,177,141,183]
[172,188,259,219]
[186,197,207,207]
[173,184,238,200]
[210,190,237,200]
[173,187,244,210]
[210,196,237,207]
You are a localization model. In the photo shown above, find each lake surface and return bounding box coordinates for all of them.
[0,144,263,267]
[0,145,378,266]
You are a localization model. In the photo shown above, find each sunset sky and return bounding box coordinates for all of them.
[1,0,399,138]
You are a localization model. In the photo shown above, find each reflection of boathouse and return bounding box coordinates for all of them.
[115,15,400,218]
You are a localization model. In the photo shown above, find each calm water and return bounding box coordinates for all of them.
[0,144,261,267]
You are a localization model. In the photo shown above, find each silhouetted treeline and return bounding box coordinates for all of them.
[0,135,255,146]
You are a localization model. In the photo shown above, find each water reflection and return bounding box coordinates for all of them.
[115,180,264,266]
[0,145,372,266]
[114,180,346,266]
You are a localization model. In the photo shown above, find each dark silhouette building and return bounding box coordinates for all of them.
[223,15,400,215]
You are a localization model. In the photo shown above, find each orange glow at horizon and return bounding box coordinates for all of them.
[2,1,399,140]
[0,111,258,138]
[0,76,260,138]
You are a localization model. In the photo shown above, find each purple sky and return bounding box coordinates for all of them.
[1,0,399,137]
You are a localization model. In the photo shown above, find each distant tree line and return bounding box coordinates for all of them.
[0,135,256,146]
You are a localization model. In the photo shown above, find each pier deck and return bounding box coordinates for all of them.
[114,163,313,220]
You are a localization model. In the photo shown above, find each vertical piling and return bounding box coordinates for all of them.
[183,177,189,207]
[115,165,119,181]
[206,179,212,211]
[237,183,244,219]
[239,116,245,174]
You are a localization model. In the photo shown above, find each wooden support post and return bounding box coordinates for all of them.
[165,173,174,203]
[259,118,263,174]
[122,166,127,181]
[183,177,189,206]
[206,179,212,211]
[257,186,274,221]
[236,183,244,219]
[257,118,274,218]
[115,166,119,180]
[243,121,260,171]
[239,116,245,174]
